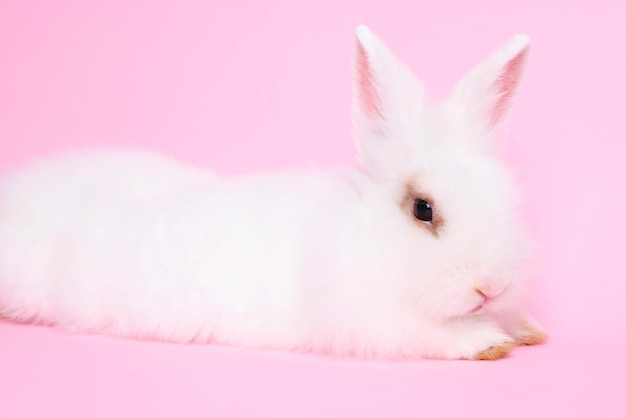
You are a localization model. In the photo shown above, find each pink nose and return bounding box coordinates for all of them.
[475,287,501,300]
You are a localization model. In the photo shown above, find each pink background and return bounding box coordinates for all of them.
[1,0,625,416]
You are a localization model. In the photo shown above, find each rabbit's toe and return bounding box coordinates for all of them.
[473,342,515,360]
[514,321,547,346]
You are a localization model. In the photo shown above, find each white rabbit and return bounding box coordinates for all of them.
[0,26,546,360]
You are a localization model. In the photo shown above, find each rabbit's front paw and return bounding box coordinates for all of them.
[473,342,515,360]
[468,329,515,361]
[510,317,548,346]
[444,320,515,360]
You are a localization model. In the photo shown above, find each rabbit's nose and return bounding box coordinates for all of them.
[474,286,504,300]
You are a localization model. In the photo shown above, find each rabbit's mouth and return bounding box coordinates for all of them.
[467,291,489,315]
[468,301,485,314]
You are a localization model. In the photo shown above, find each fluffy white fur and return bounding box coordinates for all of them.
[0,26,542,359]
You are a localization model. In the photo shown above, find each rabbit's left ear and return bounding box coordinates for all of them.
[448,35,530,134]
[352,25,424,174]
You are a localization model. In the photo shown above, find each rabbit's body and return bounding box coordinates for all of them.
[0,152,454,358]
[0,26,546,359]
[0,153,339,339]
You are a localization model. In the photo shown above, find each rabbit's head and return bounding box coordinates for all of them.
[352,26,531,320]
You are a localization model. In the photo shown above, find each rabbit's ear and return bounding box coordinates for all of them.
[352,25,424,173]
[448,35,530,135]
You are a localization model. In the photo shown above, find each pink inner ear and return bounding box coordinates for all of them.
[356,42,382,119]
[489,47,528,127]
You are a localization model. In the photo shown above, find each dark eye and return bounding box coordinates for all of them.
[413,199,433,223]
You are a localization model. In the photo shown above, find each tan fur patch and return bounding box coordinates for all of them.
[473,342,515,360]
[516,323,548,346]
[399,180,445,237]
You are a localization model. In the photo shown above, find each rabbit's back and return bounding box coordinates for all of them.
[0,152,357,346]
[0,152,210,323]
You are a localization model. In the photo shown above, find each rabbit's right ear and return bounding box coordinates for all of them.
[447,35,530,142]
[352,25,424,176]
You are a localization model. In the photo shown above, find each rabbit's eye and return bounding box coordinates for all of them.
[413,199,433,223]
